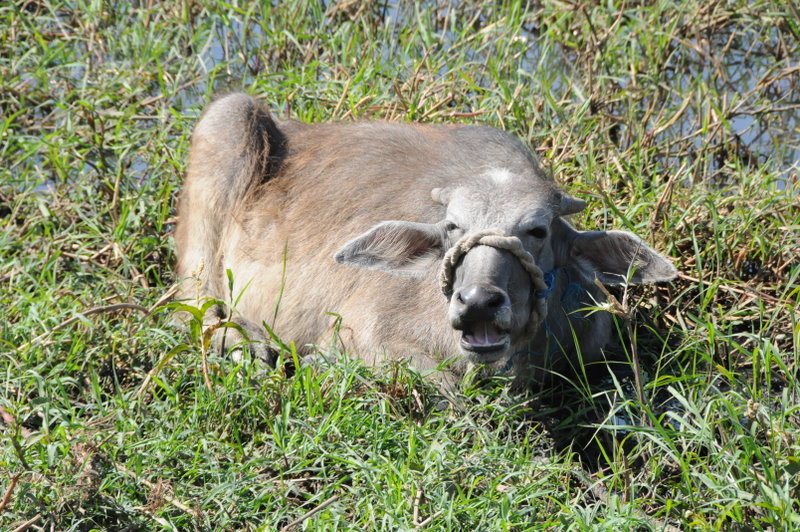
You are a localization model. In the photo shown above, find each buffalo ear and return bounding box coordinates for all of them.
[570,230,677,284]
[334,221,445,276]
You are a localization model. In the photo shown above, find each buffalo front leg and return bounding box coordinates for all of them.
[211,315,278,366]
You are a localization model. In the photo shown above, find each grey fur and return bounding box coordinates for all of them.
[175,93,677,387]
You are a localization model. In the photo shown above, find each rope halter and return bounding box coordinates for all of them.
[438,229,551,334]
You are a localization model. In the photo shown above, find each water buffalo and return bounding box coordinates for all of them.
[174,93,676,387]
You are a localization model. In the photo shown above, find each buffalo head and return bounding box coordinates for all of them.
[334,164,675,367]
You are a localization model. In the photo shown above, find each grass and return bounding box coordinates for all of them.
[2,0,799,530]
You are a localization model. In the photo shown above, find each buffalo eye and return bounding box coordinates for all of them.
[527,226,548,239]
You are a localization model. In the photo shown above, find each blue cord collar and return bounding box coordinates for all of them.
[535,269,558,299]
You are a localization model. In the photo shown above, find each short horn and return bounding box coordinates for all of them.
[559,194,586,215]
[431,187,451,205]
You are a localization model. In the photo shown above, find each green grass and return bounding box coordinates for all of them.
[2,0,799,530]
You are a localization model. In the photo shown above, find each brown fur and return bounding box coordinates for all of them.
[175,93,676,386]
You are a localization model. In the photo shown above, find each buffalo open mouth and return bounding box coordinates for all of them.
[459,321,510,354]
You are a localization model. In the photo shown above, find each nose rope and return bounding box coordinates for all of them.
[438,230,551,336]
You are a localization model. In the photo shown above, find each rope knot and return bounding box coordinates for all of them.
[439,229,547,296]
[438,229,553,338]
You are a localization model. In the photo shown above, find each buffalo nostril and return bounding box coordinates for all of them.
[457,285,507,311]
[486,291,504,308]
